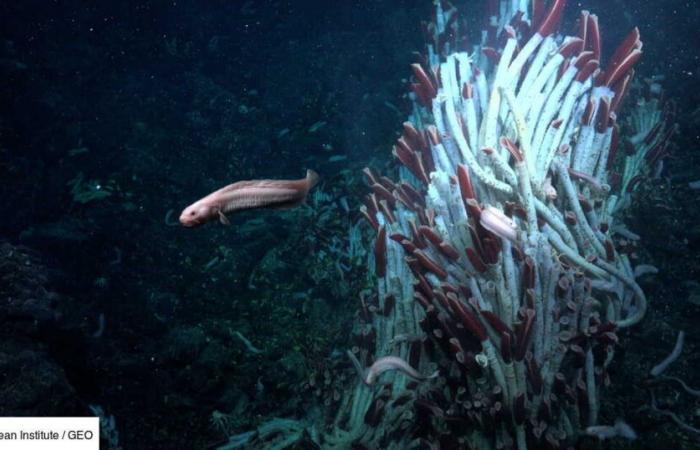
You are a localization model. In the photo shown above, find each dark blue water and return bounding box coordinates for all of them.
[1,1,698,449]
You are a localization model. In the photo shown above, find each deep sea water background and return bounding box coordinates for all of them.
[1,0,699,448]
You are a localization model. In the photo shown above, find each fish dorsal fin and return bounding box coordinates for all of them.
[218,180,264,193]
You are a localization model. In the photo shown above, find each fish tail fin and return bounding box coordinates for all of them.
[614,419,637,440]
[347,350,369,385]
[306,169,320,190]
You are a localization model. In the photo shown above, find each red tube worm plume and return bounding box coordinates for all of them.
[559,37,584,59]
[457,165,480,214]
[374,225,387,277]
[479,234,501,266]
[366,193,379,216]
[462,82,473,99]
[585,13,601,61]
[531,0,546,32]
[577,10,589,44]
[515,308,536,361]
[404,120,423,142]
[575,57,599,83]
[573,48,594,67]
[419,225,443,247]
[360,205,379,231]
[411,63,437,107]
[438,242,460,261]
[378,199,396,224]
[465,198,483,221]
[432,290,450,312]
[397,135,414,158]
[389,232,409,244]
[392,142,430,186]
[480,309,513,337]
[393,189,413,211]
[406,255,421,279]
[399,182,425,208]
[392,144,411,171]
[448,296,488,342]
[415,207,430,228]
[402,121,423,152]
[460,192,507,268]
[371,183,395,207]
[398,239,417,254]
[426,124,440,148]
[408,218,427,249]
[414,157,431,187]
[362,167,379,185]
[413,249,448,280]
[419,145,436,177]
[605,27,642,86]
[457,164,476,205]
[500,136,523,163]
[419,225,460,260]
[440,282,460,297]
[377,175,396,192]
[426,208,437,227]
[606,49,642,88]
[466,247,488,273]
[500,331,512,363]
[537,0,566,37]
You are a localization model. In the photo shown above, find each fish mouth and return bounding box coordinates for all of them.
[179,216,199,227]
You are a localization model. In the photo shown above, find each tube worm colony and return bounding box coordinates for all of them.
[223,1,674,449]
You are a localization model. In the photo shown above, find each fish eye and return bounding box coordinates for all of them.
[190,211,195,216]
